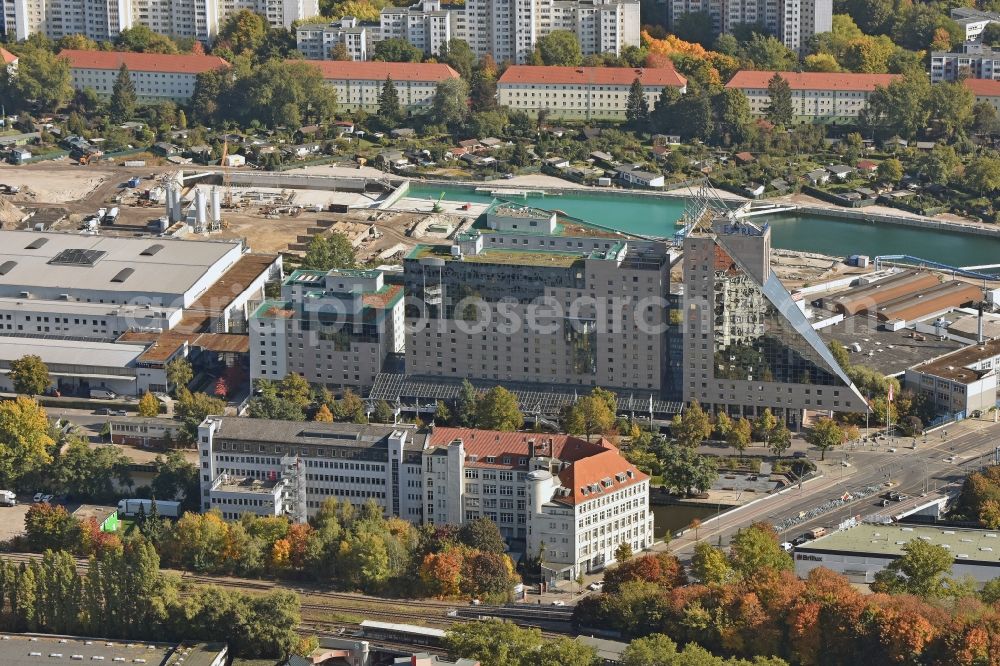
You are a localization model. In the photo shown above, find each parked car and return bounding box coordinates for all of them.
[550,600,566,606]
[41,494,53,504]
[587,581,604,591]
[780,542,794,552]
[32,492,44,503]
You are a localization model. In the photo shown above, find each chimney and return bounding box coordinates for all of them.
[527,438,535,458]
[979,302,985,345]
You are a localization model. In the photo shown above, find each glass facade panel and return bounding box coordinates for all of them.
[711,245,840,386]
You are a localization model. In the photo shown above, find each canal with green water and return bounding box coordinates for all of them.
[408,184,1000,268]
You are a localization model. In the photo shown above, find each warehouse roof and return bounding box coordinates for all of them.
[0,231,243,299]
[300,59,459,82]
[499,65,687,88]
[726,70,899,91]
[798,524,1000,564]
[910,337,1000,383]
[0,336,146,368]
[61,49,229,74]
[0,634,175,666]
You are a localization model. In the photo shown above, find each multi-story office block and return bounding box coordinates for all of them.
[198,417,427,521]
[250,267,404,391]
[931,42,1000,82]
[303,59,460,112]
[404,227,671,393]
[681,217,868,428]
[379,0,451,57]
[295,16,369,60]
[725,70,898,124]
[423,427,652,578]
[62,49,229,102]
[498,64,687,119]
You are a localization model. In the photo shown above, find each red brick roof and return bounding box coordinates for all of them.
[498,65,686,88]
[428,427,609,469]
[299,59,459,82]
[556,448,648,506]
[0,47,17,65]
[964,78,1000,97]
[726,70,899,92]
[60,49,229,74]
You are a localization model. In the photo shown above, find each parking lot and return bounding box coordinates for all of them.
[0,502,30,541]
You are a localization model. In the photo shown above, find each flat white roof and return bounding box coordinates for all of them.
[0,231,242,299]
[0,296,180,318]
[0,336,146,367]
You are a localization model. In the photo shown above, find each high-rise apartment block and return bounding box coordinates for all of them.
[681,217,868,428]
[404,221,671,393]
[669,0,830,54]
[250,267,404,391]
[295,16,369,60]
[295,0,639,63]
[2,0,316,42]
[931,42,1000,82]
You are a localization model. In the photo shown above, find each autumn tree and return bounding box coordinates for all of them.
[727,417,752,458]
[565,394,615,441]
[313,404,334,422]
[805,417,844,461]
[8,355,50,396]
[474,386,523,431]
[138,392,159,417]
[165,358,193,395]
[0,396,54,488]
[872,539,954,598]
[728,522,793,579]
[672,400,713,448]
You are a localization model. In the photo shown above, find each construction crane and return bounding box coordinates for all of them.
[220,138,233,208]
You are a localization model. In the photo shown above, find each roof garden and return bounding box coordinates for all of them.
[253,300,296,319]
[408,244,585,267]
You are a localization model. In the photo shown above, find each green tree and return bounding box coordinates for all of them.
[729,522,793,578]
[432,77,471,127]
[615,542,633,562]
[138,392,159,417]
[872,539,954,598]
[151,449,199,508]
[458,517,507,554]
[302,232,356,270]
[876,158,904,184]
[372,400,395,424]
[535,30,582,66]
[116,24,179,53]
[928,81,974,139]
[765,73,794,126]
[456,379,478,427]
[0,396,54,488]
[744,33,797,70]
[715,87,754,145]
[372,37,423,62]
[12,45,74,111]
[753,408,777,448]
[805,416,844,461]
[660,441,718,496]
[175,389,226,443]
[565,395,615,441]
[377,75,402,125]
[625,77,649,127]
[279,372,312,410]
[216,9,268,55]
[726,417,752,458]
[769,423,792,457]
[470,68,498,112]
[474,387,523,431]
[966,156,1000,195]
[862,73,931,138]
[441,38,475,80]
[803,53,841,72]
[671,400,713,448]
[690,542,736,585]
[672,11,715,47]
[109,63,136,123]
[334,389,366,423]
[8,354,51,396]
[165,358,193,395]
[433,400,451,425]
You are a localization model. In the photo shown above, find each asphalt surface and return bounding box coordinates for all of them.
[664,418,1000,561]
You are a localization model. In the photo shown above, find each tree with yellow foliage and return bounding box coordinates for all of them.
[138,392,159,418]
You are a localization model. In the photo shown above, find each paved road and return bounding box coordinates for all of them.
[663,418,1000,561]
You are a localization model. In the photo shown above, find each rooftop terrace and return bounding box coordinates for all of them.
[408,244,585,267]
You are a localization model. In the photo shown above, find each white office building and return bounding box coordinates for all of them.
[951,7,1000,43]
[61,49,229,102]
[295,16,370,60]
[423,427,653,579]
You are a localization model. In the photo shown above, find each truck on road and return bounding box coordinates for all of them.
[117,498,182,518]
[0,490,16,506]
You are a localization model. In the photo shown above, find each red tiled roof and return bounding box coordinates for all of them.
[726,70,899,92]
[857,159,878,170]
[60,49,229,74]
[556,448,648,506]
[498,65,687,88]
[964,78,1000,97]
[0,47,17,65]
[428,427,610,469]
[298,59,460,82]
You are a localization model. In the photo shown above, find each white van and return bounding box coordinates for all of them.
[89,388,117,400]
[0,490,17,506]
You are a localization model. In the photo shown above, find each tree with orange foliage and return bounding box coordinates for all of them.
[419,548,464,598]
[270,538,291,569]
[603,552,686,594]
